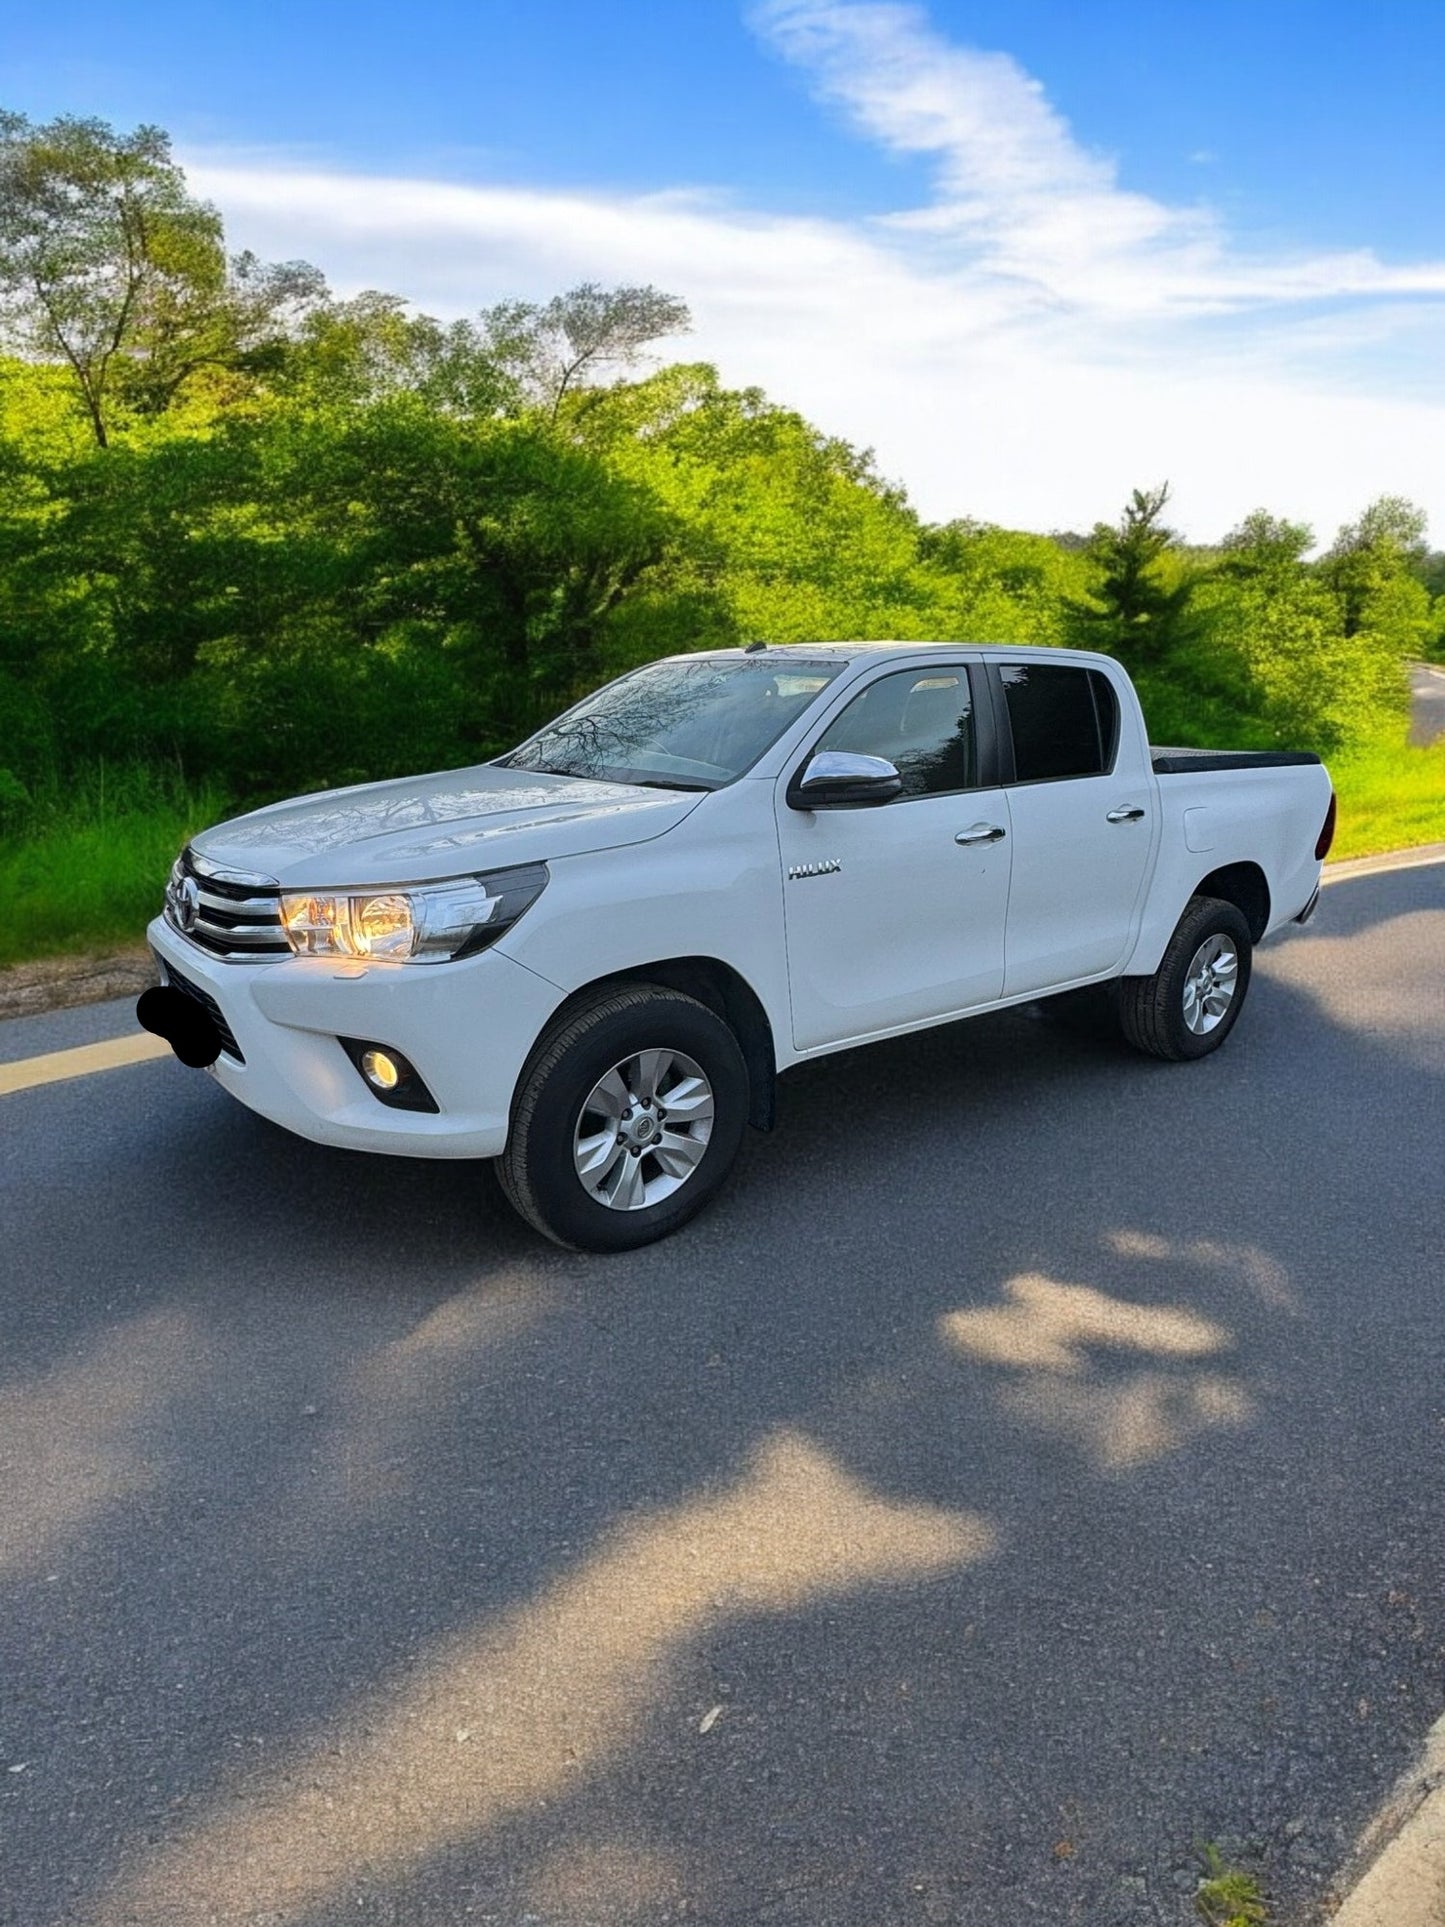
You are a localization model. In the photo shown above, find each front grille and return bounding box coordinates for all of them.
[164,848,289,961]
[163,961,245,1063]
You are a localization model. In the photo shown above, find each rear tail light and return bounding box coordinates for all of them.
[1314,790,1337,861]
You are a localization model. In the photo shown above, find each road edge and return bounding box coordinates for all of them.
[1325,1713,1445,1924]
[0,945,155,1022]
[1320,842,1445,884]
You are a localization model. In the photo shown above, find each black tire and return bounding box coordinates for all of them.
[1116,895,1254,1062]
[497,983,749,1251]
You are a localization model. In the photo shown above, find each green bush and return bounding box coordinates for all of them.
[0,763,230,965]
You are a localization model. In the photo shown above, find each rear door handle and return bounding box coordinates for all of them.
[1106,807,1146,822]
[955,823,1007,844]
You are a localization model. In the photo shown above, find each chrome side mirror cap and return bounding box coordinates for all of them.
[787,751,903,810]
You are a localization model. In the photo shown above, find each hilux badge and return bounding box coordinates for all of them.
[788,859,842,880]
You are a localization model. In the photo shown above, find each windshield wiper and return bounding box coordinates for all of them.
[628,778,714,792]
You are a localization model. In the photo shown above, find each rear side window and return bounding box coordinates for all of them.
[815,666,978,799]
[997,662,1116,781]
[1089,670,1120,768]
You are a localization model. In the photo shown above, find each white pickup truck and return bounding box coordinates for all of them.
[141,644,1335,1249]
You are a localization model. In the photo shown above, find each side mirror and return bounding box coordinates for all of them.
[787,751,903,810]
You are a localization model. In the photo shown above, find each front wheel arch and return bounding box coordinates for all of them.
[518,956,777,1132]
[497,981,751,1250]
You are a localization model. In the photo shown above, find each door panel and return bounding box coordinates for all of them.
[991,661,1154,998]
[999,778,1155,995]
[775,661,1010,1051]
[777,795,1011,1048]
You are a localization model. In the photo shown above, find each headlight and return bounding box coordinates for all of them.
[279,864,548,963]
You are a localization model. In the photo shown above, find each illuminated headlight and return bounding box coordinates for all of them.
[279,863,548,963]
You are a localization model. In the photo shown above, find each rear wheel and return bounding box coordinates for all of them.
[497,984,749,1251]
[1116,895,1253,1062]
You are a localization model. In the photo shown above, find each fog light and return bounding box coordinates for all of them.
[338,1038,440,1114]
[361,1048,400,1091]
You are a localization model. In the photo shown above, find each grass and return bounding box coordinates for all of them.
[0,732,1440,971]
[1328,738,1445,860]
[0,766,231,969]
[1194,1842,1270,1925]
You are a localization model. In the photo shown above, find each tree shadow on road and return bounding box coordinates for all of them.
[1,879,1442,1927]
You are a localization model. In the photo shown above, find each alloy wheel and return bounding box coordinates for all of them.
[573,1048,716,1211]
[1182,933,1239,1035]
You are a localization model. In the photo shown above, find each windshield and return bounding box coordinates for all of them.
[496,657,845,789]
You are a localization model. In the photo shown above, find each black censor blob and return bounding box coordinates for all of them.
[136,985,223,1069]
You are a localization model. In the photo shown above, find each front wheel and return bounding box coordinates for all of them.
[497,984,749,1251]
[1116,895,1254,1062]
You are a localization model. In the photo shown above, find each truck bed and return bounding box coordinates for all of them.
[1150,747,1324,775]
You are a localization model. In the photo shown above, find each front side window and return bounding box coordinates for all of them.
[813,666,978,799]
[498,657,845,789]
[997,662,1114,781]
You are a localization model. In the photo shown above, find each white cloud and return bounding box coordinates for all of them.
[754,0,1445,317]
[184,1,1445,542]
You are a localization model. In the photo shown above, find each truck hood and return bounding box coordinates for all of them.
[189,765,704,888]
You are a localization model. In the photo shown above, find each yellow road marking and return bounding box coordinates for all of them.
[0,1032,174,1097]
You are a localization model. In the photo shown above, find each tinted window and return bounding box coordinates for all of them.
[997,663,1107,781]
[815,667,977,799]
[1089,670,1120,769]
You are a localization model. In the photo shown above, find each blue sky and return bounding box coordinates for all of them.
[5,0,1442,537]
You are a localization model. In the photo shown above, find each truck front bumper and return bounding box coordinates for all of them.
[146,919,564,1160]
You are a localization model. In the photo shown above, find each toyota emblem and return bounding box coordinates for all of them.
[177,875,201,933]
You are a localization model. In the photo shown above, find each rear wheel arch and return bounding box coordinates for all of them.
[1117,893,1254,1061]
[1192,861,1271,941]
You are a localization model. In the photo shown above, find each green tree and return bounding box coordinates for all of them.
[920,520,1089,646]
[285,291,512,415]
[1319,495,1432,653]
[210,401,678,768]
[0,111,324,445]
[1193,568,1404,753]
[483,283,690,423]
[574,364,942,658]
[1171,501,1410,753]
[1219,509,1314,576]
[1067,484,1198,670]
[0,95,1427,829]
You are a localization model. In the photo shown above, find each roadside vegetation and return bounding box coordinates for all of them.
[1194,1842,1271,1925]
[0,765,224,966]
[1329,741,1445,860]
[0,111,1440,966]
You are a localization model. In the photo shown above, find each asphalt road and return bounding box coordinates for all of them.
[2,862,1442,1927]
[1409,661,1445,747]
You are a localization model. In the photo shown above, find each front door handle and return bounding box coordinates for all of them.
[1106,806,1146,822]
[956,823,1007,844]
